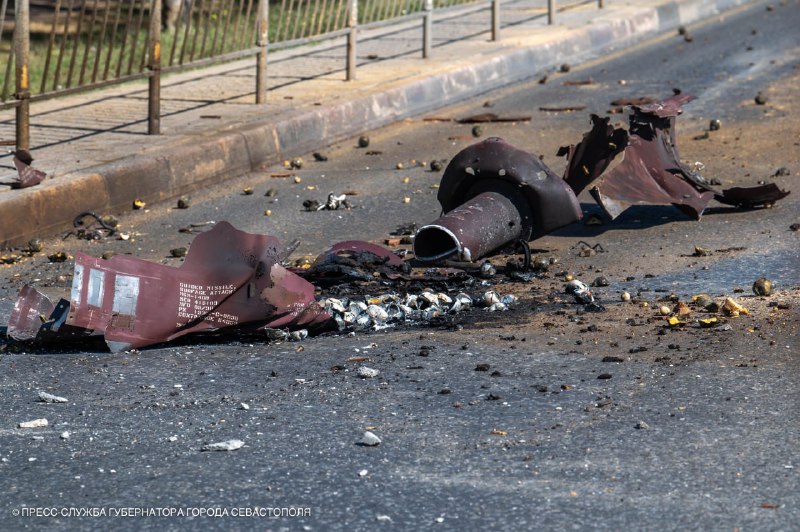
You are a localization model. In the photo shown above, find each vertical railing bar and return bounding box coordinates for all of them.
[53,0,75,90]
[307,0,323,38]
[326,0,342,33]
[367,0,381,24]
[91,0,112,83]
[247,0,260,48]
[300,0,317,38]
[422,0,431,57]
[217,0,236,54]
[102,0,124,80]
[314,0,324,35]
[148,0,161,134]
[66,0,88,87]
[286,0,301,41]
[491,0,499,41]
[237,0,254,51]
[40,0,64,93]
[548,0,554,25]
[78,0,101,86]
[274,0,289,42]
[115,0,135,76]
[255,0,268,103]
[14,0,31,149]
[346,0,356,80]
[198,0,216,59]
[230,0,246,45]
[168,0,186,65]
[289,0,305,40]
[139,0,154,70]
[126,0,147,74]
[210,0,224,55]
[178,0,196,64]
[1,37,13,101]
[188,0,206,61]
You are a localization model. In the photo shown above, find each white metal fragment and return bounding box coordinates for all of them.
[202,439,245,452]
[38,391,68,403]
[357,366,380,379]
[19,418,48,428]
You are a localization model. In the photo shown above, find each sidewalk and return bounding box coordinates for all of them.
[0,0,754,246]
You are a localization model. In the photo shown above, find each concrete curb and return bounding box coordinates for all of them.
[0,0,751,247]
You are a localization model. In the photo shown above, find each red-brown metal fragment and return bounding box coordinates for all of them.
[11,150,46,189]
[414,137,582,263]
[8,222,332,351]
[563,94,789,219]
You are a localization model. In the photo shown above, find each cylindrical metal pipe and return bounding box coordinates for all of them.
[413,191,524,263]
[423,0,432,58]
[14,0,31,150]
[346,0,357,80]
[491,0,500,41]
[256,0,269,103]
[548,0,555,25]
[147,0,161,135]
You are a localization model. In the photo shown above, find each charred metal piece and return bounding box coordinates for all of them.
[300,241,409,284]
[8,222,331,352]
[562,95,789,219]
[11,150,46,189]
[413,137,582,263]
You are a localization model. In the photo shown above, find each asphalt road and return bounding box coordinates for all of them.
[1,1,799,530]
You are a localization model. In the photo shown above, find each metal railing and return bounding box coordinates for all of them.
[1,0,605,150]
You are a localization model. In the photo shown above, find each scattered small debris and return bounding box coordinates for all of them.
[201,439,244,452]
[539,105,587,113]
[559,63,571,73]
[634,421,650,430]
[48,251,70,263]
[38,391,68,403]
[60,431,70,440]
[177,197,191,209]
[313,152,329,162]
[358,136,370,148]
[562,78,593,86]
[709,119,721,131]
[723,297,749,317]
[242,187,254,195]
[754,92,768,105]
[471,125,483,137]
[361,431,381,446]
[170,247,187,258]
[132,199,146,210]
[597,373,612,380]
[28,238,44,253]
[290,157,304,169]
[19,419,48,428]
[357,366,380,379]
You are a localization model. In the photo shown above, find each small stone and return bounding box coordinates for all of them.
[709,119,721,131]
[755,92,768,105]
[177,197,191,209]
[472,125,483,137]
[60,431,70,440]
[132,199,146,210]
[753,277,772,296]
[48,251,69,263]
[202,439,244,452]
[168,435,178,442]
[602,356,624,363]
[38,391,68,403]
[475,363,490,372]
[560,63,571,73]
[242,187,254,195]
[19,418,48,429]
[597,373,612,380]
[170,247,187,258]
[659,305,671,316]
[358,136,370,148]
[362,431,381,446]
[591,276,609,287]
[430,160,444,172]
[290,157,304,169]
[240,402,250,410]
[635,421,650,430]
[358,469,368,477]
[620,291,631,302]
[313,152,328,162]
[357,366,380,379]
[102,251,115,260]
